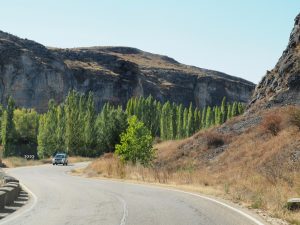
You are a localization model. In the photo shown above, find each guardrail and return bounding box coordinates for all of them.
[0,176,22,207]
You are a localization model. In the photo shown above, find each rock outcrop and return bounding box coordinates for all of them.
[250,13,300,107]
[0,30,255,112]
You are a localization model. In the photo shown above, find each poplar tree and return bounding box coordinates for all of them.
[84,92,96,156]
[221,97,227,123]
[2,97,16,157]
[205,106,212,128]
[56,105,65,152]
[186,103,194,137]
[65,91,81,155]
[176,104,183,139]
[232,102,239,117]
[37,99,58,158]
[227,103,232,120]
[201,106,206,128]
[183,108,188,138]
[171,103,177,139]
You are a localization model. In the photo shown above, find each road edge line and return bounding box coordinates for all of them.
[167,188,266,225]
[76,176,267,225]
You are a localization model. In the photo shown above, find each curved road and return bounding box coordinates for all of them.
[0,163,267,225]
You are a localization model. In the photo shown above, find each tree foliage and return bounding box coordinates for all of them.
[2,97,16,157]
[1,91,244,160]
[115,116,154,165]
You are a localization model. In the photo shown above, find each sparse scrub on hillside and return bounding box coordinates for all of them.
[290,107,300,130]
[261,113,282,136]
[205,132,225,148]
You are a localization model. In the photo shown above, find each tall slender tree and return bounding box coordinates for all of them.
[2,97,16,157]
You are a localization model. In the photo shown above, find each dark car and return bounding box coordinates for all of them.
[52,153,68,166]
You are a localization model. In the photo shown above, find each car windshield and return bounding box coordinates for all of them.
[55,154,65,159]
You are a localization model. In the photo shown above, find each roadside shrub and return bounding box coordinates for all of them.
[115,116,154,166]
[205,132,225,148]
[289,108,300,130]
[261,113,282,136]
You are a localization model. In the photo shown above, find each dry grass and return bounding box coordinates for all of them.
[1,156,92,168]
[2,157,50,168]
[261,113,283,136]
[78,106,300,224]
[68,156,93,164]
[83,153,221,196]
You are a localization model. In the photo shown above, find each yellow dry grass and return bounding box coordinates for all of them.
[2,156,92,168]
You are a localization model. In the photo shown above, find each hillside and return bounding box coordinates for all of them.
[251,12,300,108]
[153,12,300,224]
[0,31,254,112]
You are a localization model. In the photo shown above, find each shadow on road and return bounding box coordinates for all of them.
[0,190,29,220]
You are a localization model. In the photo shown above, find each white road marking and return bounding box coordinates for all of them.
[0,182,38,225]
[115,194,128,225]
[97,179,267,225]
[169,189,265,225]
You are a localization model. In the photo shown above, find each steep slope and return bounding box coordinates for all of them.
[251,13,300,107]
[0,31,74,111]
[0,30,254,112]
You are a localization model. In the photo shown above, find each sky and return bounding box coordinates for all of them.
[0,1,299,84]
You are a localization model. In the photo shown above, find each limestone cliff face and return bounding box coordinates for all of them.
[0,31,254,112]
[250,13,300,107]
[0,31,74,111]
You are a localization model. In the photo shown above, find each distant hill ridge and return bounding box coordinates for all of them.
[0,30,254,112]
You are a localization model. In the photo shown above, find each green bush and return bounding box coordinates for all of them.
[115,116,154,166]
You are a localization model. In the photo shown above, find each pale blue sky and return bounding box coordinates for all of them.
[0,1,299,83]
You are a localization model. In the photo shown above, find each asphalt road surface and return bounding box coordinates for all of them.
[0,163,268,225]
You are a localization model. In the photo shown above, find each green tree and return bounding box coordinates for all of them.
[183,108,188,138]
[227,103,232,120]
[205,106,212,128]
[201,106,206,128]
[160,102,171,140]
[37,100,58,158]
[65,91,81,155]
[115,116,154,165]
[95,104,127,155]
[186,103,194,137]
[83,92,96,156]
[232,102,238,117]
[56,105,65,152]
[14,108,39,146]
[176,104,183,139]
[2,97,16,157]
[238,103,245,115]
[220,97,227,123]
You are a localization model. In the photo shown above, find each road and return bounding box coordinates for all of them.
[0,163,267,225]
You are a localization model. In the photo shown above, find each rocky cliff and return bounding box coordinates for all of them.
[250,13,300,107]
[0,30,254,112]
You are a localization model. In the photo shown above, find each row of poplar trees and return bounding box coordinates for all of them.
[126,96,244,140]
[1,91,244,158]
[37,90,127,158]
